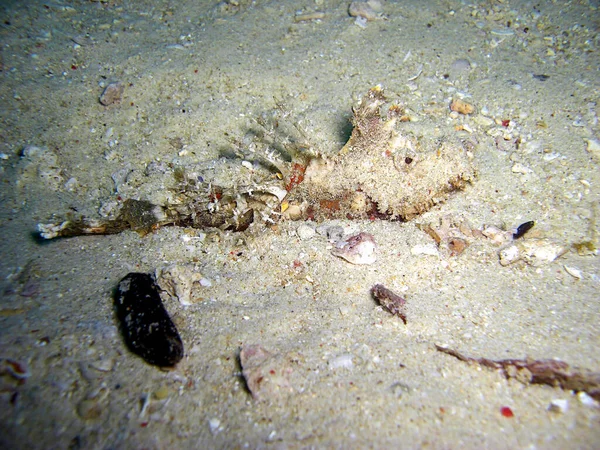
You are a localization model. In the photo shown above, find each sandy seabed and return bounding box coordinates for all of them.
[1,0,599,448]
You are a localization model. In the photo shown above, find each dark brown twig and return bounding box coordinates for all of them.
[436,345,600,401]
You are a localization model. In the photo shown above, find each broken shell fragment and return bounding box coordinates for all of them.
[371,284,407,324]
[348,1,382,21]
[155,264,204,306]
[499,238,568,266]
[240,344,298,402]
[331,232,377,264]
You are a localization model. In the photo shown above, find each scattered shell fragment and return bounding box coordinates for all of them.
[296,224,316,240]
[577,391,599,408]
[156,264,204,306]
[331,232,376,264]
[371,284,407,324]
[99,82,124,106]
[563,265,583,280]
[348,1,382,21]
[450,99,475,115]
[512,162,533,174]
[240,344,300,402]
[548,398,569,413]
[418,216,476,256]
[482,225,512,246]
[328,353,354,370]
[584,138,600,162]
[294,11,325,22]
[499,238,568,266]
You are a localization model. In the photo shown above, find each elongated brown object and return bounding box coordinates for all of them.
[436,345,600,401]
[371,284,407,324]
[115,273,183,367]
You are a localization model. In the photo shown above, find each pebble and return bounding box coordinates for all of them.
[511,162,533,174]
[450,58,471,72]
[548,398,569,413]
[584,138,600,162]
[99,81,124,106]
[410,243,439,256]
[208,418,221,434]
[115,273,184,367]
[577,391,599,408]
[473,115,495,127]
[450,98,475,115]
[328,353,354,370]
[296,224,316,240]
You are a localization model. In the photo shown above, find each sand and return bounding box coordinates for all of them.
[0,0,599,448]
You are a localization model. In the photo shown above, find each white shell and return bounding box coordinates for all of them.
[332,232,377,265]
[499,238,567,267]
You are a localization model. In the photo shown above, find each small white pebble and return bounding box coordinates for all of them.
[328,354,353,370]
[577,391,599,408]
[410,243,439,256]
[548,398,569,413]
[512,162,533,174]
[208,418,221,434]
[296,224,316,240]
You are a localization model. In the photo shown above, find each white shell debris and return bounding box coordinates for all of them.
[499,238,568,266]
[155,264,204,306]
[584,138,600,162]
[548,398,569,413]
[208,418,221,435]
[482,225,512,246]
[348,1,383,21]
[410,243,439,256]
[296,224,316,240]
[564,265,583,280]
[328,353,354,370]
[331,232,377,265]
[577,391,599,408]
[239,344,299,402]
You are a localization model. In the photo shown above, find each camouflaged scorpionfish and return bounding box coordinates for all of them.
[38,87,476,239]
